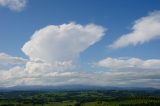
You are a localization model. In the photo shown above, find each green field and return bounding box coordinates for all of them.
[0,90,160,106]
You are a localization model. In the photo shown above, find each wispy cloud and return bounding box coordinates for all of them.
[109,11,160,49]
[0,0,27,11]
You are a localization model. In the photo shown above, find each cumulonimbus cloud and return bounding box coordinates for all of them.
[22,22,106,63]
[0,0,27,11]
[109,11,160,49]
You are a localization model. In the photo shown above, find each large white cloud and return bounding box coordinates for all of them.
[0,23,108,87]
[0,23,106,87]
[97,57,160,69]
[0,0,27,11]
[109,11,160,49]
[22,22,106,63]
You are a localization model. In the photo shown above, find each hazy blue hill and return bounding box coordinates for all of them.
[0,85,158,92]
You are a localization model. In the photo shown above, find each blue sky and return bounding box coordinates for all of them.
[1,0,160,58]
[0,0,160,87]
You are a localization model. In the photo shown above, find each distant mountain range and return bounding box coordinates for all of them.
[0,85,158,92]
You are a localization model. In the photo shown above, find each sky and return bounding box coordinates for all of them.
[0,0,160,88]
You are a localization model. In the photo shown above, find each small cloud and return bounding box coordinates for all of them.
[0,0,27,12]
[0,53,27,65]
[108,11,160,49]
[96,57,160,69]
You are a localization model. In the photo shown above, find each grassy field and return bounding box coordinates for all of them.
[0,90,160,106]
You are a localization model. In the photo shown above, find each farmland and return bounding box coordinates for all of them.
[0,90,160,106]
